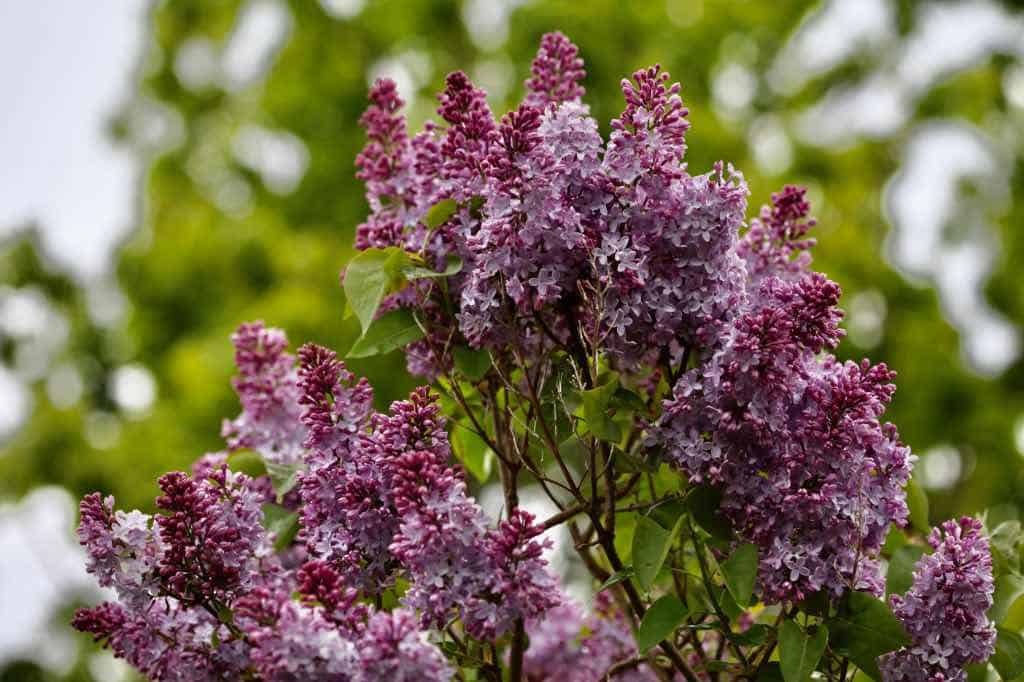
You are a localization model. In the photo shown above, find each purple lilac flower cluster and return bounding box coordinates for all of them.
[651,187,914,603]
[353,32,750,375]
[880,517,996,682]
[523,592,663,682]
[72,31,986,680]
[73,323,568,680]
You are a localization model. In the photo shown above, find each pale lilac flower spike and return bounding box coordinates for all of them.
[880,517,996,682]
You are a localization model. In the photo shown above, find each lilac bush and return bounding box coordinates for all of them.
[72,33,1013,681]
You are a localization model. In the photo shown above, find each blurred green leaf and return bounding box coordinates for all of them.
[343,247,410,333]
[347,309,425,358]
[721,543,758,607]
[886,544,925,597]
[779,620,828,682]
[632,514,678,591]
[453,346,491,381]
[992,627,1024,680]
[827,592,910,680]
[635,595,688,653]
[581,373,622,443]
[424,198,458,230]
[905,477,930,535]
[226,449,267,478]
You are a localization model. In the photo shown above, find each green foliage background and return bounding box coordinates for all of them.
[1,1,1023,678]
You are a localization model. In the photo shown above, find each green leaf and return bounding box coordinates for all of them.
[342,247,409,333]
[728,623,771,646]
[905,477,929,535]
[262,504,300,553]
[756,662,785,682]
[991,521,1023,575]
[609,386,648,414]
[992,574,1024,626]
[453,346,492,381]
[347,309,425,358]
[598,567,635,592]
[452,426,494,483]
[886,545,925,597]
[424,198,458,230]
[827,592,910,680]
[648,497,689,531]
[779,620,828,682]
[403,254,463,280]
[686,485,734,541]
[993,627,1024,680]
[226,449,267,478]
[632,514,678,591]
[635,596,688,653]
[721,543,759,607]
[265,461,301,498]
[580,374,622,443]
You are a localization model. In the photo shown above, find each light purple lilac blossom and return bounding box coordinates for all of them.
[879,517,996,682]
[651,186,914,603]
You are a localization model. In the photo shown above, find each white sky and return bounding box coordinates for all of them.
[0,0,149,280]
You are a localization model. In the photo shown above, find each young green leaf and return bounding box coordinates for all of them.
[342,247,410,333]
[992,627,1024,680]
[226,449,267,478]
[905,477,929,535]
[827,592,911,680]
[686,485,734,542]
[632,514,678,591]
[991,574,1024,626]
[886,544,925,597]
[721,543,758,607]
[262,504,300,553]
[779,620,828,682]
[635,595,688,653]
[580,374,622,443]
[990,521,1023,575]
[452,426,494,483]
[403,254,463,280]
[265,461,301,499]
[424,198,458,230]
[598,567,635,592]
[647,497,689,531]
[347,309,424,358]
[453,346,492,381]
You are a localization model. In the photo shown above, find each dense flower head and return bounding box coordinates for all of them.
[222,321,306,466]
[880,517,996,682]
[356,609,454,682]
[652,190,913,603]
[605,64,690,182]
[379,388,561,638]
[154,467,270,604]
[523,592,660,681]
[72,31,961,681]
[595,163,749,367]
[352,35,750,376]
[523,31,586,108]
[295,342,395,592]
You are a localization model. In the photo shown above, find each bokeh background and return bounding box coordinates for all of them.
[1,0,1023,679]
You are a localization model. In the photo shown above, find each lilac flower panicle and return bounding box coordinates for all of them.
[651,190,913,603]
[524,31,587,108]
[380,388,561,639]
[880,517,996,682]
[295,342,396,592]
[222,322,306,466]
[154,466,270,604]
[523,593,660,681]
[604,64,690,182]
[357,609,454,682]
